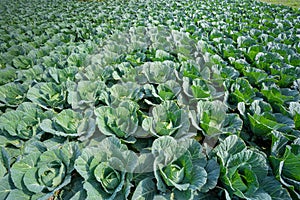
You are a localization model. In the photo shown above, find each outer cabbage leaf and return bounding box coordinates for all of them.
[237,36,256,48]
[75,64,113,82]
[289,102,300,130]
[16,65,44,84]
[156,80,181,101]
[125,51,147,67]
[128,26,149,52]
[57,175,86,200]
[131,178,157,200]
[111,62,139,82]
[0,175,16,200]
[12,55,34,69]
[179,60,206,80]
[255,52,283,71]
[154,49,175,62]
[261,83,297,113]
[183,77,223,101]
[0,147,10,179]
[260,176,292,200]
[224,150,268,198]
[42,54,66,69]
[270,65,300,87]
[245,45,265,62]
[242,67,269,86]
[248,113,287,137]
[247,100,294,137]
[171,30,199,61]
[67,53,87,67]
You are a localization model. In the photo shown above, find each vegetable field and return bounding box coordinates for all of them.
[0,0,300,199]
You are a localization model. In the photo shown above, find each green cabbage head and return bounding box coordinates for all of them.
[10,142,80,200]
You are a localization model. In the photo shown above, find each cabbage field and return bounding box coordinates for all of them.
[0,0,300,199]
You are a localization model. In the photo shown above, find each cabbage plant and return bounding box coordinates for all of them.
[10,142,80,200]
[0,67,16,85]
[237,100,295,138]
[150,136,220,199]
[1,0,300,199]
[40,109,95,141]
[289,102,300,130]
[75,136,138,200]
[142,101,190,138]
[212,135,291,199]
[143,80,182,102]
[270,139,300,199]
[225,78,257,108]
[42,66,78,84]
[0,102,51,141]
[136,61,177,84]
[67,80,106,110]
[105,82,143,107]
[95,101,139,142]
[155,80,182,101]
[190,100,243,136]
[182,77,224,101]
[0,82,28,108]
[27,82,68,110]
[247,100,292,137]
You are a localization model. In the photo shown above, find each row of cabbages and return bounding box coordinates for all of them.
[2,132,296,200]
